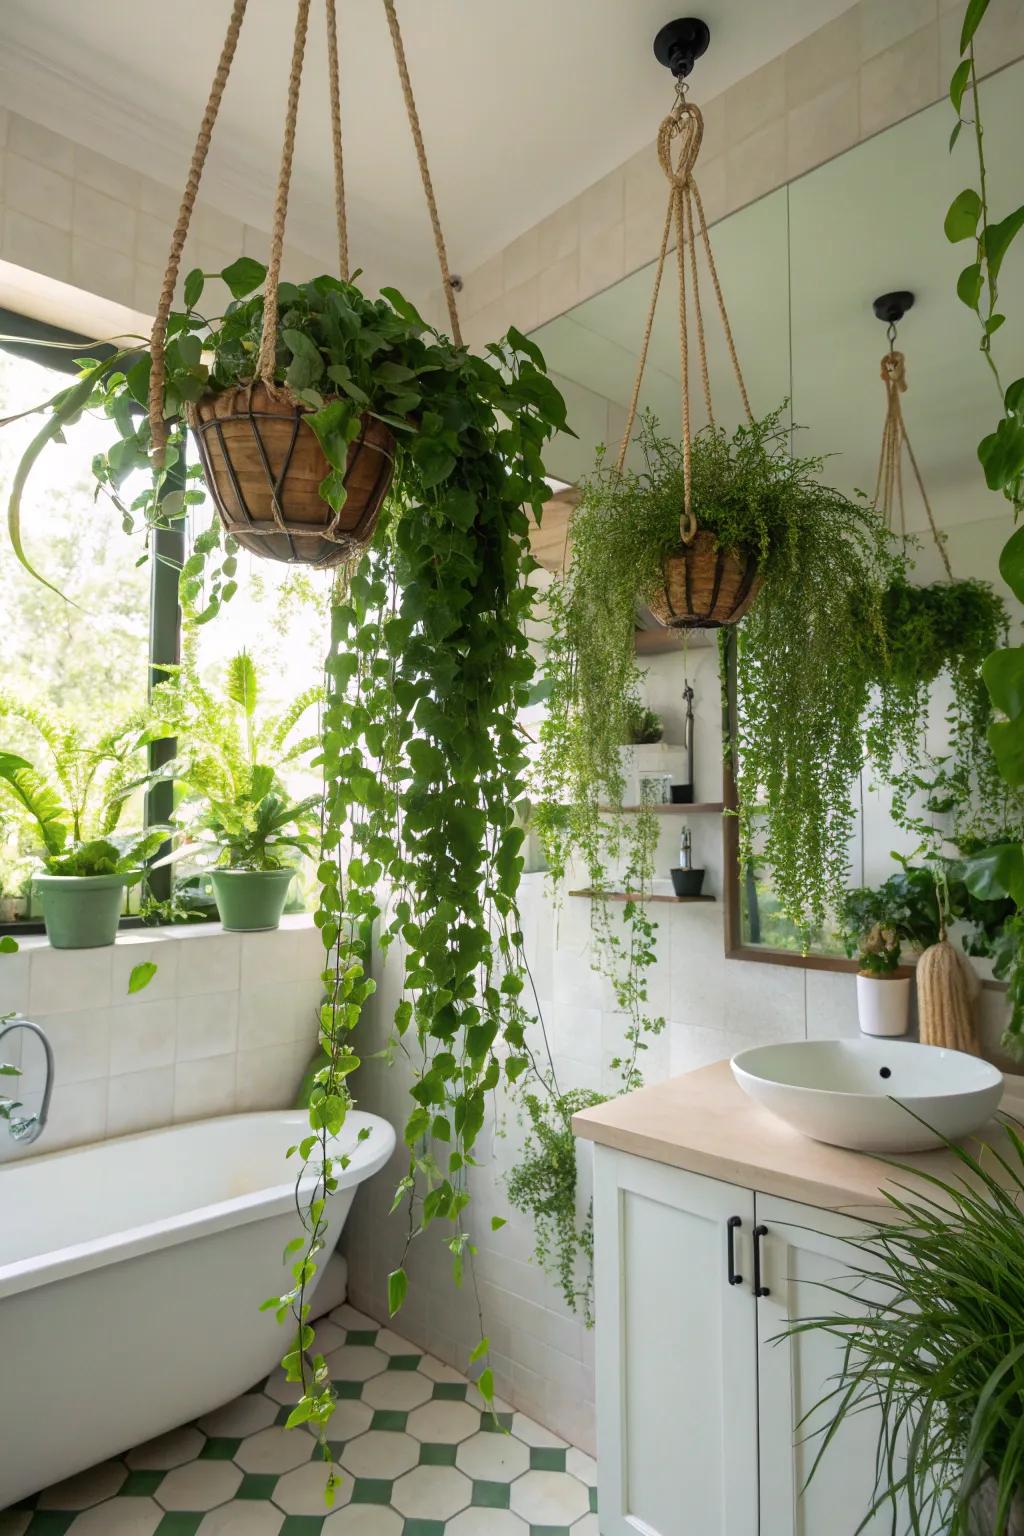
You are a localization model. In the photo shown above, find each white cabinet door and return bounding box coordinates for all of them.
[755,1193,904,1536]
[593,1145,759,1536]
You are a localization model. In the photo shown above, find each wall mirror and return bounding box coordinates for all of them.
[530,58,1024,982]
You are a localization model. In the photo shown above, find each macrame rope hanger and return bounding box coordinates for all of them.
[872,290,953,580]
[616,39,752,547]
[148,0,463,464]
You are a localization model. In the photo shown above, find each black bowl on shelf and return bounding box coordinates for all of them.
[670,867,705,898]
[670,783,694,804]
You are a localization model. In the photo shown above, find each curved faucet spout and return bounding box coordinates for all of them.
[0,1019,55,1146]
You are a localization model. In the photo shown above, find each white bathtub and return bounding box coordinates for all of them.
[0,1107,395,1509]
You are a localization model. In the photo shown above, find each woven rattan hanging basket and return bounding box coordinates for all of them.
[148,0,462,569]
[615,81,761,630]
[187,385,395,568]
[648,532,762,630]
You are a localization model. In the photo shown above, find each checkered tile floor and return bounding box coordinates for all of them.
[1,1305,598,1535]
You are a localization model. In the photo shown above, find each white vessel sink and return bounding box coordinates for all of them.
[731,1039,1004,1154]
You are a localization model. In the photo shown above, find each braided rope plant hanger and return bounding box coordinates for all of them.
[872,291,953,580]
[616,69,759,630]
[147,0,464,569]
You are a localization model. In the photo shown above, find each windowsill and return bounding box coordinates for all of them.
[3,911,317,952]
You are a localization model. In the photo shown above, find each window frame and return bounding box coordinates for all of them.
[0,308,183,935]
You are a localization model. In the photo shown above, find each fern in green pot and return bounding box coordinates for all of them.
[0,697,166,947]
[151,651,322,932]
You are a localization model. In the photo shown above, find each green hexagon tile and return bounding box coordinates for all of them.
[0,1307,598,1536]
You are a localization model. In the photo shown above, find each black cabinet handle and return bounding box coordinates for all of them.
[753,1224,770,1297]
[726,1215,743,1286]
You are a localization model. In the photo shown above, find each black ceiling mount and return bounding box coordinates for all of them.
[873,290,915,325]
[653,17,711,79]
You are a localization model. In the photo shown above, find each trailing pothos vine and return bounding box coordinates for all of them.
[252,307,568,1475]
[945,0,1024,1056]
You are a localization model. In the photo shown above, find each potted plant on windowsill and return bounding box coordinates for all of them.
[0,701,166,948]
[150,650,322,933]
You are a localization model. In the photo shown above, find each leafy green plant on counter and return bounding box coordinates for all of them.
[624,702,664,744]
[790,1124,1024,1536]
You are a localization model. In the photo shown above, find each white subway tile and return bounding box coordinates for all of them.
[235,1042,303,1112]
[108,999,176,1075]
[21,1008,110,1092]
[4,153,73,231]
[173,932,241,996]
[240,924,322,987]
[106,1065,174,1138]
[111,937,180,1006]
[29,946,113,1016]
[238,979,318,1051]
[173,1055,237,1122]
[175,991,240,1061]
[0,952,30,1016]
[34,1078,107,1155]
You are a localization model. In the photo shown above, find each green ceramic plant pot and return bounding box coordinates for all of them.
[210,868,294,932]
[33,872,133,949]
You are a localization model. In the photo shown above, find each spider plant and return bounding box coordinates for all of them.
[790,1124,1024,1535]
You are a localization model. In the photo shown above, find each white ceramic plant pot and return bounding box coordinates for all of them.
[856,973,911,1038]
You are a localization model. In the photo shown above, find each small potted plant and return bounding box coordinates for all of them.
[838,883,919,1037]
[186,785,319,933]
[0,701,166,948]
[151,652,322,933]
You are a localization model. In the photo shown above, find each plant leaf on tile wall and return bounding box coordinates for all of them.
[128,961,158,994]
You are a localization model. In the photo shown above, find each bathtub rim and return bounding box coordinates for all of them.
[0,1107,395,1302]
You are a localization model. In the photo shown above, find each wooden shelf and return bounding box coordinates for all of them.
[598,802,724,815]
[570,889,716,904]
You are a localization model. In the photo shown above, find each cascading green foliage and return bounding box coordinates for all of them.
[540,407,897,939]
[245,305,568,1474]
[790,1127,1024,1536]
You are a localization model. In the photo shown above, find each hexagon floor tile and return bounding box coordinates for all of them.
[4,1312,598,1534]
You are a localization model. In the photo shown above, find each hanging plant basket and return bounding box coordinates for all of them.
[188,384,394,568]
[648,531,762,630]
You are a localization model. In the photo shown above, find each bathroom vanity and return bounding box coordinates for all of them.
[573,1061,1021,1536]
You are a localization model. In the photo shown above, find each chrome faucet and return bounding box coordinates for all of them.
[0,1019,55,1146]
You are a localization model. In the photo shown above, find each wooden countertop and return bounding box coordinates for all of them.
[572,1060,1024,1214]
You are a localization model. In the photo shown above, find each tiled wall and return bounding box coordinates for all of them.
[0,916,324,1163]
[0,110,331,325]
[451,0,1024,350]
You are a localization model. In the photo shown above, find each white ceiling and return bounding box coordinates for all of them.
[0,0,858,299]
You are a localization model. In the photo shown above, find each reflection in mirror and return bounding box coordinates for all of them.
[529,57,1023,1059]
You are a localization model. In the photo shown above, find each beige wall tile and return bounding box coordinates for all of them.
[724,119,787,213]
[5,153,73,230]
[785,8,861,109]
[502,224,541,291]
[537,249,580,325]
[694,155,727,229]
[861,0,938,60]
[696,91,727,163]
[537,202,578,268]
[624,140,665,225]
[71,234,135,305]
[0,108,10,148]
[133,261,161,318]
[7,115,74,176]
[194,203,246,253]
[459,251,503,317]
[624,192,669,276]
[578,165,625,238]
[138,176,180,222]
[2,209,71,282]
[860,20,940,136]
[136,209,172,269]
[578,219,625,298]
[73,182,136,256]
[724,55,786,148]
[74,144,141,205]
[787,77,860,179]
[501,274,541,333]
[970,0,1024,75]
